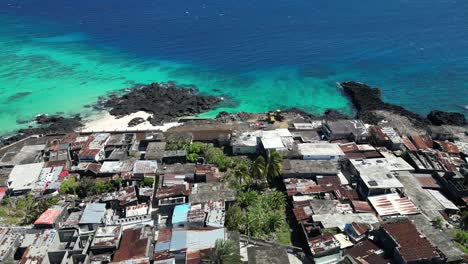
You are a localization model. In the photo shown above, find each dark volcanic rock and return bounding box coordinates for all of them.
[1,114,83,147]
[20,114,83,135]
[215,111,254,122]
[128,117,146,127]
[340,81,429,127]
[100,82,221,125]
[323,109,350,120]
[283,107,350,121]
[427,110,466,126]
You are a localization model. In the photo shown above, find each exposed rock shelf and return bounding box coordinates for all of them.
[98,82,221,125]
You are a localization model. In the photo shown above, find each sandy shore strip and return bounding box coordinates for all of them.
[79,111,182,133]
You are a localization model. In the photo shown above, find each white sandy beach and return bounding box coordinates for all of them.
[79,111,182,133]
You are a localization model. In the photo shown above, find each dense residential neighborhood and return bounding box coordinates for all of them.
[0,112,467,264]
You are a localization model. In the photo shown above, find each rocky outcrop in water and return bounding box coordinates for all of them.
[427,110,466,126]
[20,114,83,135]
[340,81,429,127]
[1,114,83,147]
[99,82,221,125]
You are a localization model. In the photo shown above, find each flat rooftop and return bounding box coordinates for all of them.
[312,213,378,230]
[350,157,414,172]
[282,159,338,176]
[358,166,404,190]
[7,162,44,192]
[297,143,345,157]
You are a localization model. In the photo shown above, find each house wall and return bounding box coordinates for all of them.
[232,145,257,155]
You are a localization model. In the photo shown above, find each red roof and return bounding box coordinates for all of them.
[316,176,341,185]
[435,140,460,155]
[410,134,433,150]
[370,126,389,141]
[44,160,67,168]
[0,187,7,201]
[334,186,359,200]
[157,229,173,243]
[402,136,417,151]
[113,227,149,262]
[340,143,360,152]
[293,207,311,221]
[78,148,101,158]
[345,239,387,264]
[382,220,439,262]
[351,200,374,213]
[34,208,62,225]
[155,185,191,199]
[414,174,440,189]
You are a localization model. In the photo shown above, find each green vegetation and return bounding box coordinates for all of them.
[167,142,250,172]
[60,176,122,197]
[59,176,80,195]
[90,181,115,195]
[226,189,291,245]
[201,239,242,264]
[454,230,468,253]
[434,217,444,229]
[322,228,339,235]
[0,194,59,225]
[266,151,283,179]
[142,177,155,187]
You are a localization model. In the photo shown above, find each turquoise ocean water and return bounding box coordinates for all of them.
[0,0,467,134]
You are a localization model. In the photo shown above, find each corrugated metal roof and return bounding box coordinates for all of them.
[435,140,460,155]
[133,160,158,174]
[410,134,433,150]
[402,136,418,151]
[34,207,63,226]
[382,220,439,262]
[368,193,419,216]
[113,226,150,262]
[426,190,459,211]
[79,203,106,224]
[413,174,441,189]
[351,200,374,213]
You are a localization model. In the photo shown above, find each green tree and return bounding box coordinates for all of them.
[266,151,283,179]
[142,177,155,187]
[237,190,258,208]
[251,156,267,186]
[77,177,93,198]
[59,177,79,195]
[225,204,245,232]
[187,153,199,163]
[201,239,242,264]
[262,191,286,211]
[90,181,114,195]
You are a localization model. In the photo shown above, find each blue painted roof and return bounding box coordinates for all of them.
[155,241,171,252]
[172,203,190,225]
[170,229,188,251]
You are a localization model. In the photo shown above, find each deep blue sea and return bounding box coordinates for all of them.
[0,0,467,132]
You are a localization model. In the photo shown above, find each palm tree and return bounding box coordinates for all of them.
[264,191,286,211]
[234,162,250,186]
[201,239,242,264]
[251,156,267,186]
[266,151,283,179]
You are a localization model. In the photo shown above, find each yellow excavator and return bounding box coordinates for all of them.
[266,109,284,123]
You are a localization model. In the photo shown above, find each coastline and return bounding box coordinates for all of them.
[1,80,465,148]
[79,111,182,133]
